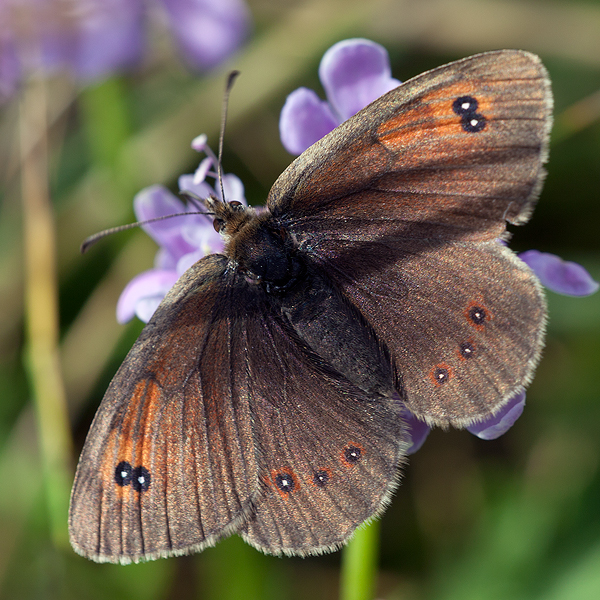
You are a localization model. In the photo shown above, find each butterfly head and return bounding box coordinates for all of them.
[204,195,256,239]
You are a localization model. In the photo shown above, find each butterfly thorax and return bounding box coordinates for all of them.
[208,197,301,291]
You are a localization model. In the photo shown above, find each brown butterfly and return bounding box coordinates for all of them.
[70,50,551,563]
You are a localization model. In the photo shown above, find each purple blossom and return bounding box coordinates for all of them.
[116,137,246,324]
[160,0,251,70]
[279,38,400,155]
[0,0,250,101]
[402,408,431,455]
[519,250,599,296]
[0,0,144,94]
[402,392,527,451]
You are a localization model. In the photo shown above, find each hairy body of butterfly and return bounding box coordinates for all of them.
[70,50,552,563]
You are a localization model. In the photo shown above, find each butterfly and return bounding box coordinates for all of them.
[69,49,551,563]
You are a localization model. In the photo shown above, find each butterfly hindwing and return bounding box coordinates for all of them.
[235,300,406,555]
[305,238,545,426]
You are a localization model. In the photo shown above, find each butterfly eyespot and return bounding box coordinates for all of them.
[431,365,452,386]
[212,218,224,233]
[468,305,488,326]
[462,116,486,133]
[459,341,476,359]
[452,95,479,115]
[114,461,133,487]
[131,466,151,492]
[342,445,364,465]
[452,95,486,133]
[274,472,297,494]
[114,462,151,492]
[312,469,332,487]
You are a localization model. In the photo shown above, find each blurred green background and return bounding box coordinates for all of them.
[1,0,600,599]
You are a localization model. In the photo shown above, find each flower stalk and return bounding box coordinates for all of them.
[19,72,73,550]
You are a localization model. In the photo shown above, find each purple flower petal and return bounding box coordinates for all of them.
[134,185,200,261]
[466,392,526,440]
[117,269,179,324]
[221,173,246,203]
[279,87,338,155]
[159,0,250,70]
[179,171,246,204]
[179,219,223,256]
[73,0,145,81]
[193,157,214,184]
[319,38,400,121]
[191,133,208,151]
[399,408,431,455]
[2,0,145,85]
[178,174,215,202]
[154,247,178,271]
[519,250,599,297]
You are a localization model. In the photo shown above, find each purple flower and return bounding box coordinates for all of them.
[0,0,250,101]
[402,408,431,455]
[1,0,144,95]
[519,250,599,296]
[160,0,251,70]
[116,136,246,324]
[279,38,400,155]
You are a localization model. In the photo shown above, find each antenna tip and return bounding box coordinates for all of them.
[226,70,240,90]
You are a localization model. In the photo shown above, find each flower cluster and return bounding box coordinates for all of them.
[117,135,246,323]
[0,0,250,101]
[117,38,598,450]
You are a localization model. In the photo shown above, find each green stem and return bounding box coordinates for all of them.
[340,520,381,600]
[20,74,73,550]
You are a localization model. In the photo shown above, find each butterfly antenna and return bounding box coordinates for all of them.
[80,210,212,254]
[217,70,240,203]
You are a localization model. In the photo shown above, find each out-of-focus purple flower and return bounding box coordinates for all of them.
[1,0,144,95]
[0,0,250,101]
[160,0,251,70]
[279,38,400,155]
[519,250,599,297]
[116,138,246,324]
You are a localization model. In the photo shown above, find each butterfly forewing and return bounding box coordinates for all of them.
[269,50,551,243]
[69,256,260,563]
